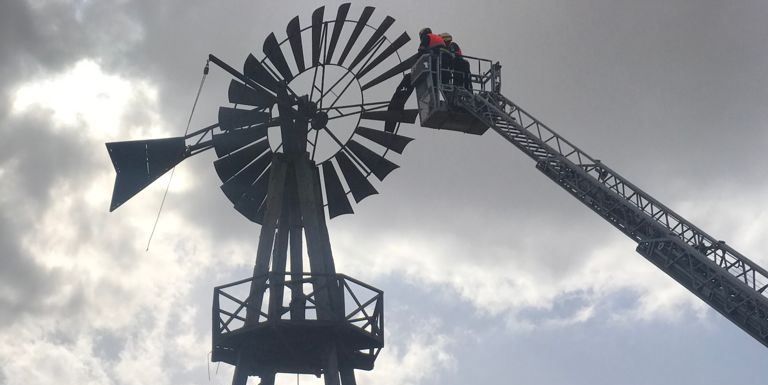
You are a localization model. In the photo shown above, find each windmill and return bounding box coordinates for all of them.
[107,4,419,385]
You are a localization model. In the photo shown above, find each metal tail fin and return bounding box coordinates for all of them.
[106,137,187,211]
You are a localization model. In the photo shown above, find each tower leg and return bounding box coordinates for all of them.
[288,168,305,321]
[232,354,248,385]
[246,157,288,324]
[260,373,276,385]
[323,344,341,385]
[295,157,335,319]
[340,367,357,385]
[231,368,248,385]
[268,198,290,318]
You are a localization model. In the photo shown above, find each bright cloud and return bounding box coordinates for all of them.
[11,58,160,139]
[331,219,720,329]
[0,58,242,385]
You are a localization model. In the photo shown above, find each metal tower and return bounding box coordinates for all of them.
[106,4,419,385]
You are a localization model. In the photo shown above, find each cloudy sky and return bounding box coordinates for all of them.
[1,0,768,384]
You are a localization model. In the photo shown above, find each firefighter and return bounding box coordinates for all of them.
[440,33,472,90]
[418,28,447,86]
[418,27,446,52]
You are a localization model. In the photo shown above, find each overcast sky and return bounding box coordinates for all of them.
[1,1,767,384]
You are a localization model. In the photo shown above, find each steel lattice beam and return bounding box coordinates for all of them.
[456,87,768,348]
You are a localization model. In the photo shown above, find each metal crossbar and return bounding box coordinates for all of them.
[420,53,768,348]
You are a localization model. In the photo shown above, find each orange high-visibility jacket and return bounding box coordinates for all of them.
[420,33,446,50]
[427,33,446,48]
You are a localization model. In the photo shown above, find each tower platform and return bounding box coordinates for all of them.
[212,273,383,376]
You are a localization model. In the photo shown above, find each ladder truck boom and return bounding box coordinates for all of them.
[411,53,768,348]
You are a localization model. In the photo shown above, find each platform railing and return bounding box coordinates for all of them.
[412,53,500,106]
[212,273,384,342]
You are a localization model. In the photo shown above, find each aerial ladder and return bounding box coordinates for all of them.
[410,52,768,348]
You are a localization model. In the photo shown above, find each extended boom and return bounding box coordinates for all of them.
[411,53,768,348]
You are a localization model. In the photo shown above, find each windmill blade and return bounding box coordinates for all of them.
[212,125,269,158]
[325,3,350,63]
[357,32,410,79]
[287,16,306,73]
[233,171,272,223]
[322,162,353,218]
[213,139,271,182]
[311,6,324,66]
[361,52,420,91]
[228,80,275,108]
[276,93,306,154]
[220,154,272,203]
[337,6,374,65]
[346,140,399,181]
[219,107,270,131]
[348,16,395,70]
[106,137,187,211]
[335,151,377,203]
[355,126,413,154]
[244,54,281,93]
[361,109,418,124]
[234,186,266,223]
[385,73,414,133]
[253,201,268,223]
[263,32,294,82]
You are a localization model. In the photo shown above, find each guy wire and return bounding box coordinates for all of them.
[146,58,210,251]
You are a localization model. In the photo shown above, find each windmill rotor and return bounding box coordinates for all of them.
[105,3,418,222]
[210,3,418,222]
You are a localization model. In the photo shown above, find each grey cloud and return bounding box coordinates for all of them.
[0,116,96,206]
[0,1,89,78]
[0,1,41,63]
[0,213,60,327]
[0,0,139,330]
[0,114,86,327]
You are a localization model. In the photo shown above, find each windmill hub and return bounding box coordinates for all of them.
[311,110,329,130]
